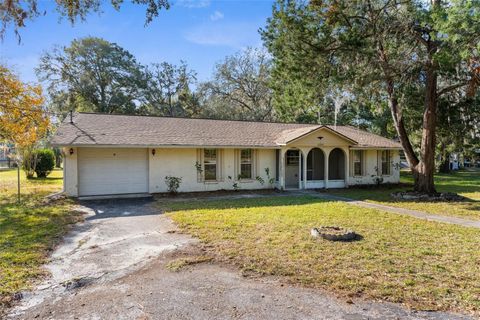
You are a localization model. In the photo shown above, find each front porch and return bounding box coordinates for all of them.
[278,147,348,190]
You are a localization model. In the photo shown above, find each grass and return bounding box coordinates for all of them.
[0,168,80,311]
[165,256,213,272]
[164,196,480,315]
[328,169,480,220]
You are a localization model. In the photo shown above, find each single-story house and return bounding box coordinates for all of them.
[51,112,402,197]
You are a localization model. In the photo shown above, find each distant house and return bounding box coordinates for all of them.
[0,143,14,168]
[52,113,402,197]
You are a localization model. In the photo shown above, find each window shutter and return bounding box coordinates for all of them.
[217,149,223,181]
[234,149,239,180]
[275,149,280,182]
[349,150,354,177]
[387,150,392,175]
[377,150,380,175]
[362,151,366,176]
[196,149,203,182]
[253,149,258,178]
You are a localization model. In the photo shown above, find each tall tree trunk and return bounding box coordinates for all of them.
[413,54,438,194]
[385,79,419,168]
[378,44,420,176]
[377,23,440,194]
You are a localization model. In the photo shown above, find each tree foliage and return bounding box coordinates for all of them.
[437,91,480,172]
[36,37,146,116]
[0,64,49,148]
[199,48,275,121]
[141,61,199,117]
[262,0,480,193]
[0,0,169,41]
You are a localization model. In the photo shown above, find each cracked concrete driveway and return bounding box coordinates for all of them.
[9,198,194,319]
[8,199,472,320]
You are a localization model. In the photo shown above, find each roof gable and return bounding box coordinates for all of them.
[281,126,358,146]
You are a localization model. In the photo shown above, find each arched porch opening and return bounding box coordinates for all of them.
[328,148,345,180]
[307,148,325,180]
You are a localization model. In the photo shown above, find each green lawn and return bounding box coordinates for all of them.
[164,196,480,315]
[328,170,480,220]
[0,169,80,312]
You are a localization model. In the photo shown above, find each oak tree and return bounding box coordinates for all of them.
[199,48,275,121]
[262,0,480,193]
[37,37,146,116]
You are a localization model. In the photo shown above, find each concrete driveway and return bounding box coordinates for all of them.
[9,199,472,320]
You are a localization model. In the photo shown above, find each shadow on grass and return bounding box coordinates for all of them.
[159,194,337,212]
[26,176,63,182]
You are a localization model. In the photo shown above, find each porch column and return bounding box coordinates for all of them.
[343,147,350,188]
[298,152,302,189]
[324,148,330,189]
[279,148,286,190]
[300,148,309,189]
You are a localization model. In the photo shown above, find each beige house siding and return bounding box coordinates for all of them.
[148,148,276,193]
[348,149,401,185]
[62,146,401,197]
[63,147,79,197]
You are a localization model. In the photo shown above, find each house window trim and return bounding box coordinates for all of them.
[237,149,256,182]
[199,148,223,183]
[352,150,364,177]
[286,150,300,166]
[380,150,392,176]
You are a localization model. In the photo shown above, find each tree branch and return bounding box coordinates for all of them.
[437,82,468,97]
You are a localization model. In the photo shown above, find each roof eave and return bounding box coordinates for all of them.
[350,146,403,150]
[52,143,282,149]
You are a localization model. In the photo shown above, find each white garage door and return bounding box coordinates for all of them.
[78,148,148,196]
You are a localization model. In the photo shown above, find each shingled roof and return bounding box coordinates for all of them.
[51,113,402,149]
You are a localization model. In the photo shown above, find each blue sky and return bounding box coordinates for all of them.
[0,0,274,84]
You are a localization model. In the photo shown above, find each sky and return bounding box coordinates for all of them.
[0,0,274,85]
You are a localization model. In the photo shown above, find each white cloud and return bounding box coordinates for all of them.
[184,22,261,48]
[210,10,224,21]
[175,0,211,8]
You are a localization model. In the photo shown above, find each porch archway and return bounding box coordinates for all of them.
[328,148,345,180]
[307,148,325,180]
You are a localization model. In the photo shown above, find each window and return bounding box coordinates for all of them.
[204,149,217,181]
[353,150,363,176]
[381,150,391,175]
[240,149,253,179]
[286,150,300,166]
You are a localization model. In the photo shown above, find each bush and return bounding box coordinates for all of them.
[165,176,182,194]
[34,149,55,178]
[21,148,37,179]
